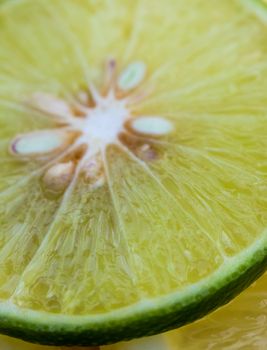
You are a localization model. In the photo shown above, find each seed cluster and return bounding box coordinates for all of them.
[10,60,173,193]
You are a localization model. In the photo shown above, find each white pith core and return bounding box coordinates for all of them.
[74,93,129,150]
[10,60,174,191]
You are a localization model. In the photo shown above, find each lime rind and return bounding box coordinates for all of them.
[0,229,265,346]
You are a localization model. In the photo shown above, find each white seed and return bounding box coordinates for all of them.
[43,161,75,192]
[10,130,71,157]
[82,157,105,189]
[118,61,146,91]
[138,144,157,161]
[28,92,71,117]
[130,116,173,136]
[82,157,103,181]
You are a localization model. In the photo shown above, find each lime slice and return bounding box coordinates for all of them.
[0,0,266,346]
[2,270,267,349]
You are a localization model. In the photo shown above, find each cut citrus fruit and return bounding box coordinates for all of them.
[1,267,267,350]
[0,0,266,346]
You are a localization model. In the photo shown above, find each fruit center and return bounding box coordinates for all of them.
[74,93,128,149]
[9,60,174,193]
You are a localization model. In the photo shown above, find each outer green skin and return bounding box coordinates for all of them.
[0,242,265,347]
[0,0,266,346]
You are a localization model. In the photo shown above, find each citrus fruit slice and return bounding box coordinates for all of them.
[2,264,267,350]
[3,270,267,349]
[0,0,266,346]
